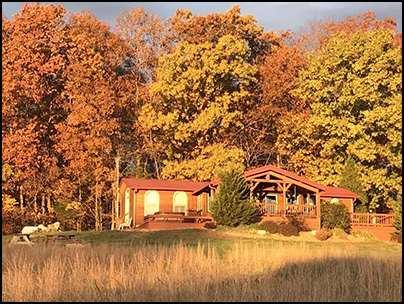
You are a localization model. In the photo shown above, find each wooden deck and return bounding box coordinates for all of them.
[350,213,394,227]
[133,210,396,239]
[138,213,214,230]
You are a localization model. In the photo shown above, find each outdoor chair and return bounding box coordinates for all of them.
[118,217,132,230]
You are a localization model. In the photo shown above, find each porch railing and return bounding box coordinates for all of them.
[285,204,317,217]
[255,203,317,218]
[350,213,395,227]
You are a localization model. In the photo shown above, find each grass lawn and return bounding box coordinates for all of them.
[3,226,401,257]
[2,227,401,302]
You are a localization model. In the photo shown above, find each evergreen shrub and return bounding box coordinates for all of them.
[321,200,351,233]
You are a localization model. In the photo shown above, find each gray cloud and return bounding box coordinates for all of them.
[2,2,402,33]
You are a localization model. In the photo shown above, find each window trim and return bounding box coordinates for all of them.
[173,191,188,213]
[144,190,160,216]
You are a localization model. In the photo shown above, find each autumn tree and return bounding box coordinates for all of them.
[139,35,257,180]
[298,11,398,52]
[279,29,402,212]
[114,7,170,179]
[137,5,283,179]
[2,3,69,217]
[114,6,169,84]
[56,11,137,230]
[168,5,274,61]
[250,31,307,168]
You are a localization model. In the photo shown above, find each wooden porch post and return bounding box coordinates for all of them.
[283,183,287,214]
[306,193,310,216]
[316,190,321,228]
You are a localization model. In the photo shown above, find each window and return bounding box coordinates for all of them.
[197,194,203,211]
[144,190,159,216]
[173,191,188,213]
[330,198,341,204]
[304,196,316,205]
[125,188,130,221]
[206,193,211,212]
[266,194,278,204]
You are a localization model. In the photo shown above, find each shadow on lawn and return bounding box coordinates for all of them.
[197,256,402,302]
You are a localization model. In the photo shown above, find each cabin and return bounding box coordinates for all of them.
[116,165,394,236]
[192,165,360,230]
[117,178,211,228]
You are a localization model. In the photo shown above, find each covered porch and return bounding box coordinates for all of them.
[244,165,327,228]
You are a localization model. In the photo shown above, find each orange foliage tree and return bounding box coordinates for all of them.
[56,11,138,230]
[2,3,69,222]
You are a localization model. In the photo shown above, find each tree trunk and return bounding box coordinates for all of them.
[20,186,24,211]
[76,219,82,231]
[95,194,99,231]
[154,157,160,179]
[95,182,102,231]
[46,194,52,213]
[34,195,38,213]
[41,194,46,214]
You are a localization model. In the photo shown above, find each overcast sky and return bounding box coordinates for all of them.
[2,2,402,34]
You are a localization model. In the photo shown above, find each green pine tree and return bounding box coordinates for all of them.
[210,169,257,227]
[392,196,402,235]
[339,158,369,212]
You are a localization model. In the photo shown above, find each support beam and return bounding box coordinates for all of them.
[248,178,283,184]
[250,181,260,193]
[316,190,321,228]
[267,171,325,193]
[283,183,287,213]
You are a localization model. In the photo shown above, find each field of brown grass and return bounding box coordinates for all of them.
[2,232,402,302]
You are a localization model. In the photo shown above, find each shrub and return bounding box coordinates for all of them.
[278,222,299,237]
[315,229,332,241]
[390,234,402,244]
[287,215,309,232]
[392,196,402,236]
[204,222,217,229]
[258,221,279,234]
[331,227,349,239]
[321,200,351,233]
[351,230,376,240]
[209,169,257,227]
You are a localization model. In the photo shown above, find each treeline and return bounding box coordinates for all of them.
[2,3,402,232]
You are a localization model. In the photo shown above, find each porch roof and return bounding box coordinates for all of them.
[192,179,220,196]
[243,165,327,191]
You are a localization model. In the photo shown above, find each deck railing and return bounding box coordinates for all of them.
[285,204,317,217]
[350,213,395,227]
[144,212,213,223]
[255,203,317,217]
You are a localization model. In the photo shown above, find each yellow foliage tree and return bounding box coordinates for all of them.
[278,29,402,211]
[139,35,257,180]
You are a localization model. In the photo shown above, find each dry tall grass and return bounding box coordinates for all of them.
[2,241,402,302]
